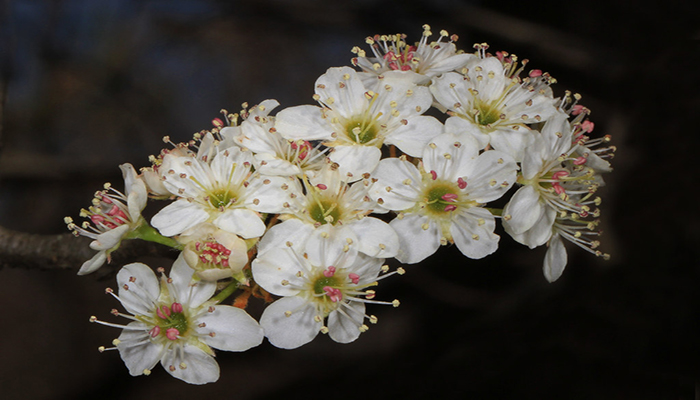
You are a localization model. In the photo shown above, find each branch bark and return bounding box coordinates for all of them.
[0,225,178,274]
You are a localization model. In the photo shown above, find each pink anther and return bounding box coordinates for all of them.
[149,326,161,338]
[457,177,467,189]
[165,328,180,341]
[171,303,184,313]
[400,65,411,71]
[316,184,328,190]
[441,193,458,202]
[552,171,569,180]
[553,183,565,195]
[323,266,336,277]
[444,205,457,212]
[323,286,343,302]
[212,118,224,128]
[571,105,585,116]
[156,305,171,319]
[430,170,438,180]
[529,69,543,78]
[573,156,587,165]
[348,273,360,284]
[581,120,595,133]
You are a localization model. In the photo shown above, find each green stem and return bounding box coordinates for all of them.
[210,281,239,304]
[126,220,183,250]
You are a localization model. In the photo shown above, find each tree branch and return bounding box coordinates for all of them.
[0,225,178,274]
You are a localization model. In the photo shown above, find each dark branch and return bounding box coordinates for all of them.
[0,225,178,274]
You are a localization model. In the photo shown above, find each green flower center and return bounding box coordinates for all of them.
[424,183,460,215]
[309,199,341,225]
[475,104,501,126]
[345,117,379,144]
[209,189,237,208]
[313,275,341,295]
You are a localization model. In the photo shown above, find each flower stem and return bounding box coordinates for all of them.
[211,281,239,304]
[126,220,183,250]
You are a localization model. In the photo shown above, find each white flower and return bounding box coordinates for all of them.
[258,166,399,259]
[66,163,148,275]
[252,235,401,349]
[178,223,250,282]
[275,66,442,180]
[90,255,263,384]
[430,46,558,160]
[220,99,326,177]
[502,112,609,282]
[151,140,296,238]
[370,132,517,263]
[351,24,474,85]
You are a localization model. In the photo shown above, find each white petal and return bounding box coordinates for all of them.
[252,247,305,297]
[151,200,210,237]
[89,224,130,250]
[543,234,567,282]
[315,67,368,118]
[502,185,544,235]
[275,105,334,141]
[120,163,148,218]
[169,253,216,308]
[116,322,161,376]
[384,115,443,157]
[243,175,294,213]
[488,126,535,162]
[77,251,107,276]
[328,145,381,182]
[257,219,314,255]
[197,305,264,351]
[390,214,441,264]
[328,302,366,344]
[161,344,220,385]
[450,209,499,259]
[459,150,517,203]
[213,208,265,239]
[444,117,487,153]
[369,158,421,211]
[347,217,399,258]
[260,297,321,349]
[117,263,161,315]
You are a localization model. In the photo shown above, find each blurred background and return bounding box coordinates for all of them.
[0,0,698,398]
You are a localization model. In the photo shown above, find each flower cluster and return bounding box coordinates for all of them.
[70,25,614,384]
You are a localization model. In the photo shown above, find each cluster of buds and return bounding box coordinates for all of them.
[71,25,614,384]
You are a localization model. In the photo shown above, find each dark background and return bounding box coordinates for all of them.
[0,0,698,399]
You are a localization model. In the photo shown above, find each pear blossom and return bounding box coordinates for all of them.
[252,234,401,349]
[66,163,148,275]
[370,132,517,263]
[275,66,442,180]
[151,136,297,239]
[430,45,558,160]
[90,255,264,384]
[351,24,474,85]
[258,165,399,259]
[178,223,250,282]
[502,111,610,281]
[220,99,326,177]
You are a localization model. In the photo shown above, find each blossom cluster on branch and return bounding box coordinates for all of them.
[68,25,615,384]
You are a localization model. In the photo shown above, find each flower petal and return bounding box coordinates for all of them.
[116,263,161,315]
[276,105,334,141]
[260,297,321,349]
[328,301,366,344]
[213,208,265,239]
[169,253,216,308]
[151,199,210,237]
[328,145,381,182]
[116,322,161,376]
[160,344,220,385]
[390,214,441,264]
[252,247,305,297]
[543,234,567,282]
[346,217,399,258]
[502,185,544,235]
[450,209,499,259]
[197,305,264,351]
